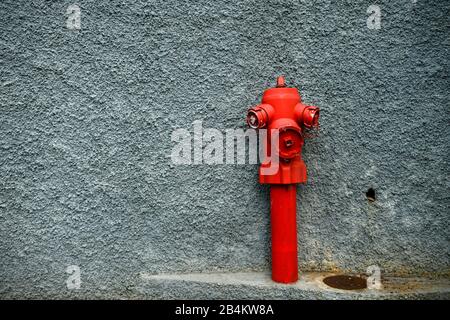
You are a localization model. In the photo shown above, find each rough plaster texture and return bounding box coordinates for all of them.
[0,0,449,299]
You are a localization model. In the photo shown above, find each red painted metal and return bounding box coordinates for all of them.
[270,184,298,283]
[246,76,320,283]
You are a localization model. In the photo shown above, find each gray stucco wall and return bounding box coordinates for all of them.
[0,0,449,298]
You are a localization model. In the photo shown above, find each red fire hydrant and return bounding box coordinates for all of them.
[246,76,320,283]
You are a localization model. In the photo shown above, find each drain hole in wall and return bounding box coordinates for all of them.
[323,275,367,290]
[366,188,376,202]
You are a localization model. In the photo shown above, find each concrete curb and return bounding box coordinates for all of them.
[137,271,450,300]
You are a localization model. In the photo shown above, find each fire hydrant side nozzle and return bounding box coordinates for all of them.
[246,76,320,284]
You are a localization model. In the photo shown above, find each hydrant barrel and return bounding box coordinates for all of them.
[270,184,298,283]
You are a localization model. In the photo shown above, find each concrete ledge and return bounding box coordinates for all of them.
[137,272,450,300]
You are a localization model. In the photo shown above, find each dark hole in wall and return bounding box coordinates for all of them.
[366,188,376,202]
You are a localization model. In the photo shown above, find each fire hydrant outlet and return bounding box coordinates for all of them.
[277,129,302,159]
[246,104,274,129]
[303,107,320,129]
[246,76,320,284]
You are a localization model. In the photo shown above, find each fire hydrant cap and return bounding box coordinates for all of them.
[276,76,287,88]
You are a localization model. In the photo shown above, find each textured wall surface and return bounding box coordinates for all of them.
[0,0,449,298]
